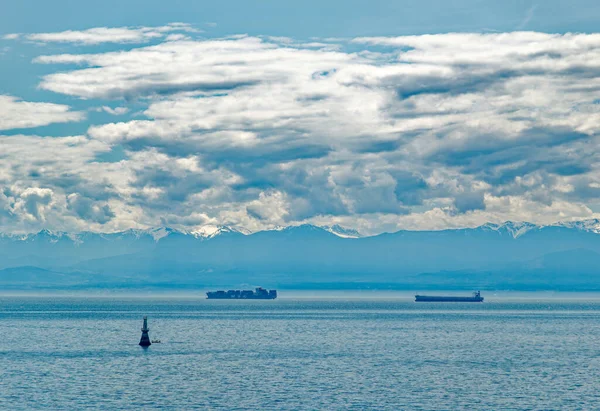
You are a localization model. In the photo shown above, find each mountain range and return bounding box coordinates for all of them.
[2,220,600,291]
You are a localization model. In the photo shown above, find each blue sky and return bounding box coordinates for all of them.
[4,0,600,37]
[2,1,600,234]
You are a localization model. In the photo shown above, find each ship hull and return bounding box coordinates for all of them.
[206,295,277,300]
[415,296,484,302]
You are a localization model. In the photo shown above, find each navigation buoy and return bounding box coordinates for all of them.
[139,316,151,347]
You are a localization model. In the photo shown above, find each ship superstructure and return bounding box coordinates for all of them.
[206,287,277,299]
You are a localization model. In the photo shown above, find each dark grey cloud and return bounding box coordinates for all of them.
[392,171,429,206]
[67,194,115,224]
[121,80,260,100]
[131,167,212,203]
[454,192,486,213]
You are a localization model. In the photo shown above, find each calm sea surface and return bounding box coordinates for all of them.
[1,295,600,410]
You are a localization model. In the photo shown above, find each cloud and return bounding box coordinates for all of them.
[6,23,199,45]
[517,5,538,30]
[3,31,600,233]
[0,95,84,130]
[67,193,115,224]
[392,195,595,231]
[35,36,352,99]
[165,34,190,42]
[454,192,486,213]
[95,106,129,116]
[0,135,117,231]
[14,187,54,221]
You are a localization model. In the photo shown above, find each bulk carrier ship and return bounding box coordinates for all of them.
[415,291,484,302]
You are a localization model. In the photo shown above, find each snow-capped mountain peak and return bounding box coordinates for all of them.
[264,224,361,238]
[147,227,177,241]
[190,225,249,239]
[552,218,600,233]
[479,221,538,238]
[117,227,184,241]
[322,224,362,238]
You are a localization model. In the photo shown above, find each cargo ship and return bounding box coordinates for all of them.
[415,291,484,302]
[206,287,277,299]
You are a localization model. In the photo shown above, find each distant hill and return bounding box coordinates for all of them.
[2,221,600,290]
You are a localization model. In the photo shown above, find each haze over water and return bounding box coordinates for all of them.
[2,295,599,410]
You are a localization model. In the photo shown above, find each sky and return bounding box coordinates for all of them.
[2,0,600,235]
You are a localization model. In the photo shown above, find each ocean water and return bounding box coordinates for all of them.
[1,295,600,410]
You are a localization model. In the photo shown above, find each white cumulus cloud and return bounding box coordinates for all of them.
[0,95,84,130]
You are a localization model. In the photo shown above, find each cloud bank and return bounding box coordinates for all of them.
[3,29,600,233]
[4,23,198,45]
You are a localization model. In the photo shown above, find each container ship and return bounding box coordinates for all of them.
[206,287,277,299]
[415,291,483,302]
